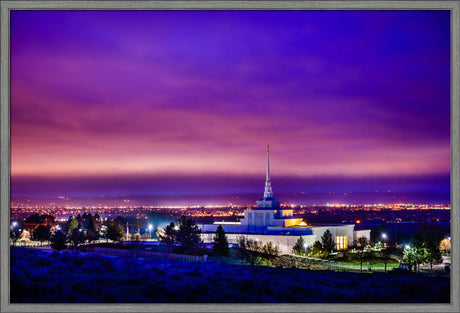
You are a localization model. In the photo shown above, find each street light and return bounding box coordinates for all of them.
[11,221,17,228]
[303,243,308,255]
[148,224,153,238]
[405,244,410,249]
[381,233,387,247]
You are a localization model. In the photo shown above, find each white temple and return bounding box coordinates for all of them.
[199,145,370,253]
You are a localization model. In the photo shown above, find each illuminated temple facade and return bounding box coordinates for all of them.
[199,145,370,254]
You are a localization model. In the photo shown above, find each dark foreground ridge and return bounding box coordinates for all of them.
[11,247,449,303]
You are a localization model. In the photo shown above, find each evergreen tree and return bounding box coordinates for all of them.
[50,230,67,251]
[212,225,229,257]
[176,216,202,255]
[85,214,99,243]
[311,240,322,256]
[67,216,78,235]
[32,225,51,244]
[107,220,125,242]
[321,229,334,253]
[292,236,305,255]
[158,222,177,255]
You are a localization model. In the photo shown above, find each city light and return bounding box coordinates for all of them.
[381,233,387,239]
[405,245,410,249]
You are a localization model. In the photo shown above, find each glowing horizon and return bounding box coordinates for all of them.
[11,10,450,200]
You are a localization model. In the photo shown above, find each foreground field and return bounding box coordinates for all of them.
[11,247,449,303]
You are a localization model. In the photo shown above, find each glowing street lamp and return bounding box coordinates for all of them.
[148,224,153,238]
[381,233,387,247]
[11,221,17,228]
[303,243,308,255]
[405,244,410,250]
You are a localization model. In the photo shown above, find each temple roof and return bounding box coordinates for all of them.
[258,196,278,202]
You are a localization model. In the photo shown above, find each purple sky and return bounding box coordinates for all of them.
[10,10,451,201]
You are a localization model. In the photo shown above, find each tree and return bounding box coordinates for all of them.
[10,228,21,246]
[32,225,50,244]
[50,230,67,251]
[158,222,177,255]
[212,225,229,257]
[235,235,249,264]
[67,216,78,235]
[262,241,279,266]
[293,236,305,255]
[370,223,387,243]
[25,213,41,224]
[107,220,125,242]
[380,248,391,273]
[310,240,323,257]
[425,245,443,270]
[321,229,334,253]
[374,242,383,250]
[235,236,263,266]
[69,228,84,249]
[413,247,428,272]
[439,238,450,254]
[85,214,99,243]
[41,214,55,226]
[403,247,417,272]
[357,249,368,272]
[94,213,101,225]
[176,216,202,255]
[357,236,368,250]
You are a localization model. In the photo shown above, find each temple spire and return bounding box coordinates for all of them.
[263,144,273,198]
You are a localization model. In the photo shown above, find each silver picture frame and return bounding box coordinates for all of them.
[1,1,459,312]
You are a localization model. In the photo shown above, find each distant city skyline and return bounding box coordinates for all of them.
[11,10,450,201]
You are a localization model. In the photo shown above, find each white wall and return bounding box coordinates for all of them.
[353,229,371,243]
[200,224,368,254]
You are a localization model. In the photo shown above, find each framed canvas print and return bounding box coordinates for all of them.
[1,1,459,312]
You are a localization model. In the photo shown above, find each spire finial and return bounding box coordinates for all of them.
[263,144,273,198]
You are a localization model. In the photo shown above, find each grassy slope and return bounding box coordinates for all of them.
[10,248,449,303]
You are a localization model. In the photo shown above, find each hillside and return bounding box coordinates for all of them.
[10,248,449,303]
